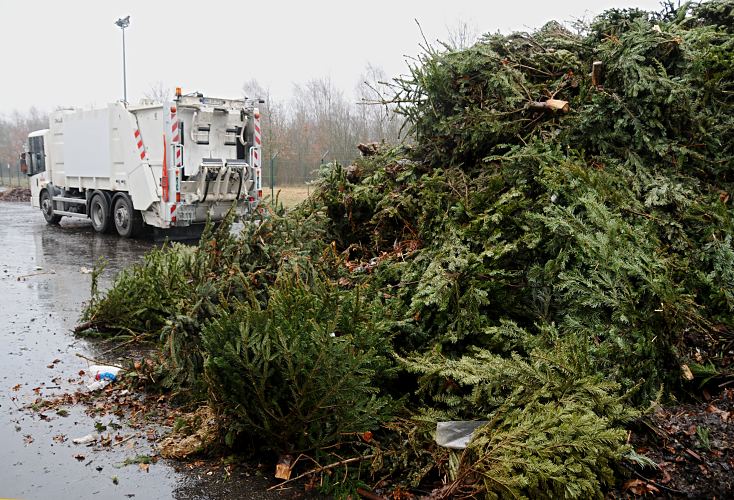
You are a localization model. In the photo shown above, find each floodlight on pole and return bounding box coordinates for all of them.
[115,16,130,104]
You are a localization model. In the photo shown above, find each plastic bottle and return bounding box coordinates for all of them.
[86,365,122,391]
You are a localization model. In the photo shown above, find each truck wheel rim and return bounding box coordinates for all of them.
[42,196,52,215]
[115,205,129,231]
[92,201,104,227]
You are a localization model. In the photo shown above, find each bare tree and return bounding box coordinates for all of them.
[242,69,405,187]
[445,19,480,49]
[0,108,48,182]
[356,63,403,143]
[144,81,171,103]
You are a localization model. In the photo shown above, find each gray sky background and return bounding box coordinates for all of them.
[1,0,662,114]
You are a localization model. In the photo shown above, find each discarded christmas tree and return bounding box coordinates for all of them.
[82,1,734,497]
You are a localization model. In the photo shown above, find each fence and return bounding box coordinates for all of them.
[0,162,28,187]
[264,148,361,188]
[0,148,363,191]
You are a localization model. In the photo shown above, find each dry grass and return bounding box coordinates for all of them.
[265,185,311,209]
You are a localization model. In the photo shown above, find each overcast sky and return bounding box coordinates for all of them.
[1,0,662,114]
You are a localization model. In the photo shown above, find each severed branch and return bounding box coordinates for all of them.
[75,352,124,369]
[267,454,375,491]
[527,99,569,113]
[74,320,98,333]
[356,487,386,500]
[591,61,603,87]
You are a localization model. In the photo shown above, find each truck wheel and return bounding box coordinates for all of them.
[40,190,62,225]
[112,194,143,238]
[89,193,112,233]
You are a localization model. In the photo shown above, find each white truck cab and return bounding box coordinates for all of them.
[24,90,263,238]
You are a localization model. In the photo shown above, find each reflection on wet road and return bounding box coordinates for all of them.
[0,203,279,500]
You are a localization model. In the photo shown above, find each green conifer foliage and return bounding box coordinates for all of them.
[82,1,734,496]
[201,271,394,453]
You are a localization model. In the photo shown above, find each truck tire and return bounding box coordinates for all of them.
[112,194,143,238]
[40,190,62,225]
[89,193,112,233]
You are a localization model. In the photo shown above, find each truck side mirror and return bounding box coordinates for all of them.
[19,152,28,174]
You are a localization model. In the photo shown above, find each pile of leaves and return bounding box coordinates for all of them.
[82,1,734,497]
[0,186,31,202]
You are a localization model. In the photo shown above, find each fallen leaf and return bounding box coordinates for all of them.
[139,463,149,473]
[681,364,694,381]
[705,404,719,413]
[623,479,660,495]
[659,465,672,484]
[11,384,21,391]
[275,454,294,480]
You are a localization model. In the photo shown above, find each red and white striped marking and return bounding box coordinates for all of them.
[170,106,182,166]
[134,128,147,160]
[254,117,261,147]
[252,108,262,192]
[170,106,179,143]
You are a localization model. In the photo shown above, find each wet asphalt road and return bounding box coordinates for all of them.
[0,202,283,500]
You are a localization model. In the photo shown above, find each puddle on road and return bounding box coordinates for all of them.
[0,203,280,500]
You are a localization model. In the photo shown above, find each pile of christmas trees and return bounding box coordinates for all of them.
[82,2,733,497]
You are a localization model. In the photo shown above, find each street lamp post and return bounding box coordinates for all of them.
[115,16,130,104]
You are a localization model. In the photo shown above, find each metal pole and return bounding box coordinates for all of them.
[270,151,279,202]
[115,16,130,104]
[122,27,127,103]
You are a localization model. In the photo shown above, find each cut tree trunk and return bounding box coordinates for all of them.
[591,61,603,87]
[528,99,570,113]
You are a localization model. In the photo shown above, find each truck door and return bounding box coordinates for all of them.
[27,135,46,175]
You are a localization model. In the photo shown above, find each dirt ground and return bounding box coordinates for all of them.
[611,388,733,499]
[0,186,31,202]
[0,202,291,500]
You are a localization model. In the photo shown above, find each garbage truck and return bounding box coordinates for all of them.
[22,89,263,238]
